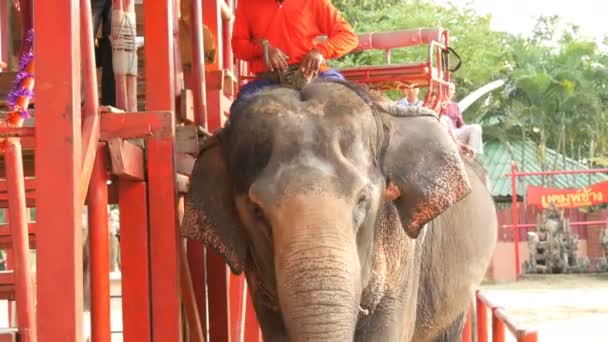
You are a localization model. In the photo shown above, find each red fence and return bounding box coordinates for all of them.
[464,290,538,342]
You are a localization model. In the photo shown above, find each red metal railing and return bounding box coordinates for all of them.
[474,290,538,342]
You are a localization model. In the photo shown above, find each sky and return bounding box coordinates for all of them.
[439,0,606,39]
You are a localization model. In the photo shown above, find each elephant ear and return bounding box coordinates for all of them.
[380,104,471,238]
[181,132,248,274]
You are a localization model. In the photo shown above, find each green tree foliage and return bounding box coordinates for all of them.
[331,0,608,167]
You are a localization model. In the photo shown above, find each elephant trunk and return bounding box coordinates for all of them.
[272,196,361,341]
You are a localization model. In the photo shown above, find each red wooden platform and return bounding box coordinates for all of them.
[0,0,453,341]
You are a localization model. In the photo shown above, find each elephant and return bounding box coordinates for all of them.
[182,79,497,341]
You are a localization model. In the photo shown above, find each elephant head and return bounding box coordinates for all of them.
[182,80,471,340]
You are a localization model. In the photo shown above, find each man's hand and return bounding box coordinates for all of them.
[268,46,289,71]
[300,49,324,78]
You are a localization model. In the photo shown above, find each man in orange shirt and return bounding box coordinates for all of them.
[232,0,358,99]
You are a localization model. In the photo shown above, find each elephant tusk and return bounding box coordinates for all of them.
[359,306,369,316]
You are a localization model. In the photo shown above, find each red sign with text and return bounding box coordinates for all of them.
[527,181,608,208]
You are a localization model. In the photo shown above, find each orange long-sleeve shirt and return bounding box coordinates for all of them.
[232,0,358,74]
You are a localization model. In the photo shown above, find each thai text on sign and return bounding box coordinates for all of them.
[527,181,608,208]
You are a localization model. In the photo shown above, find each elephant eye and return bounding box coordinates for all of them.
[357,193,368,207]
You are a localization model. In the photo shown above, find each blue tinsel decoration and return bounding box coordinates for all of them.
[7,28,34,119]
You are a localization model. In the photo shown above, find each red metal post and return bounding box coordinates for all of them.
[4,141,35,342]
[181,240,205,342]
[187,240,208,341]
[118,180,152,341]
[204,0,226,130]
[207,253,230,341]
[229,273,246,341]
[461,305,472,342]
[190,0,208,126]
[0,0,8,66]
[144,0,182,340]
[222,0,233,96]
[244,283,262,342]
[492,308,506,342]
[476,292,488,342]
[34,1,84,341]
[511,160,521,278]
[16,0,32,58]
[87,144,111,342]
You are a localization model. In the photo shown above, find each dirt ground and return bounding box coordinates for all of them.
[480,273,608,342]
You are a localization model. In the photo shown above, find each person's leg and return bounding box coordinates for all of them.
[99,0,116,106]
[468,124,483,154]
[453,126,469,141]
[439,115,454,131]
[454,125,483,153]
[91,0,106,33]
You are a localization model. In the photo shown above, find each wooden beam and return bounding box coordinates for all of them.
[108,139,145,181]
[175,125,199,155]
[0,178,36,192]
[100,111,174,140]
[79,114,101,208]
[0,223,36,248]
[0,190,35,203]
[0,127,35,138]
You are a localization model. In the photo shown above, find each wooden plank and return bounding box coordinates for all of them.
[175,152,195,176]
[176,125,199,155]
[100,111,173,140]
[179,89,195,123]
[205,69,224,91]
[79,0,101,211]
[108,139,145,181]
[80,113,101,208]
[34,0,83,340]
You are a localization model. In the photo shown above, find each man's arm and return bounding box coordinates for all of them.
[231,3,263,61]
[314,0,358,60]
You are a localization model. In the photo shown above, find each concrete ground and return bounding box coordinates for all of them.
[480,273,608,342]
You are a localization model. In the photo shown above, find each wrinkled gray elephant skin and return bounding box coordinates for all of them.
[182,80,497,342]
